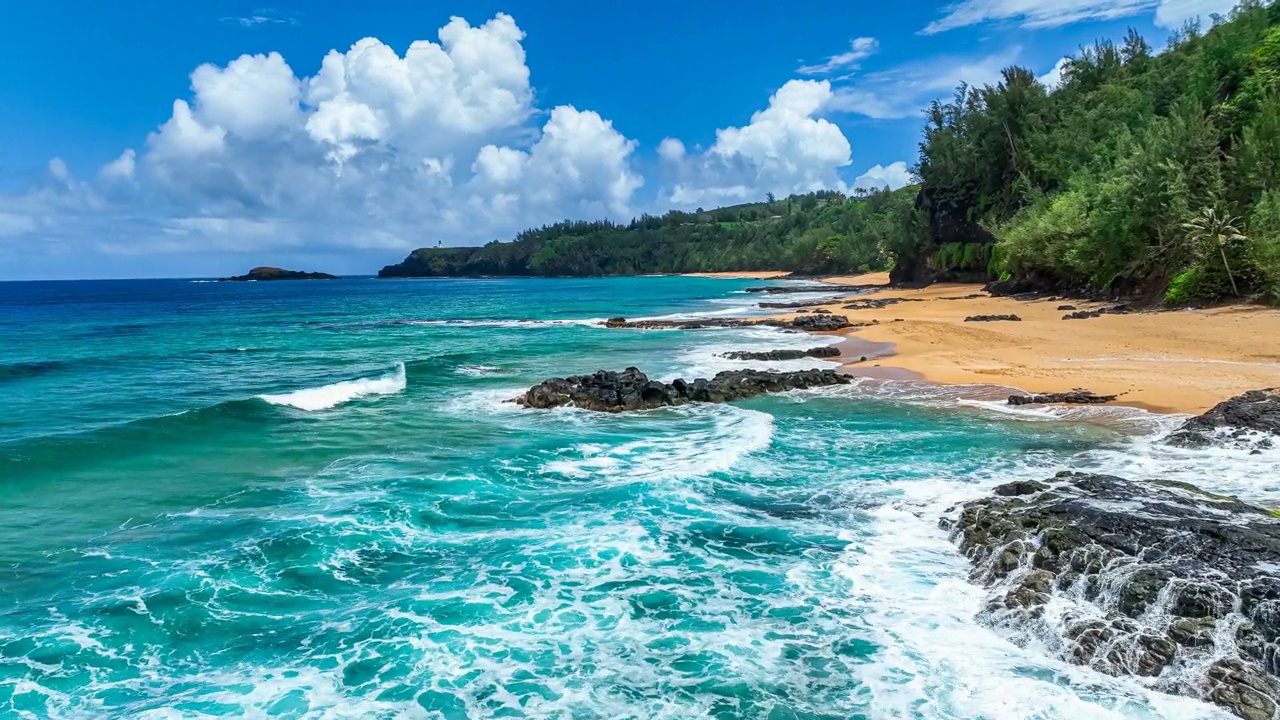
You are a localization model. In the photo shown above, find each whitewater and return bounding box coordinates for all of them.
[0,275,1257,718]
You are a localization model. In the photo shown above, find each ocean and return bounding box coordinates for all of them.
[0,276,1267,719]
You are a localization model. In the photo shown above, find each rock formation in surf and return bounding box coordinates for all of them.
[601,315,858,332]
[219,266,339,282]
[720,347,841,361]
[944,471,1280,720]
[511,367,851,412]
[1167,389,1280,449]
[1007,390,1117,406]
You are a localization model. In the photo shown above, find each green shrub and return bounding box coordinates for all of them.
[1249,190,1280,301]
[1164,268,1202,305]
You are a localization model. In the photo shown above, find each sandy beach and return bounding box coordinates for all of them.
[762,272,1280,414]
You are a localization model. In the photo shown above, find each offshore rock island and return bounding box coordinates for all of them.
[218,266,339,282]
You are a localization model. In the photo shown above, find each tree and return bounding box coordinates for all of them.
[1183,208,1248,295]
[765,192,776,205]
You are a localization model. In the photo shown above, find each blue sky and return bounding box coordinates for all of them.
[0,0,1241,279]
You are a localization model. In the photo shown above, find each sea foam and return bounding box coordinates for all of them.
[259,363,406,411]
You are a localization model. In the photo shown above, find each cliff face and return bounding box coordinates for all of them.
[377,248,497,278]
[891,186,996,286]
[218,267,339,281]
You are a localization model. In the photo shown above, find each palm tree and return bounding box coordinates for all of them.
[1182,208,1247,296]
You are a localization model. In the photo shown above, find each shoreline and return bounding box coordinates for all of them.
[732,271,1280,415]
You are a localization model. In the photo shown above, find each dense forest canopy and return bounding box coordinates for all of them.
[907,0,1280,303]
[384,0,1280,305]
[378,188,921,278]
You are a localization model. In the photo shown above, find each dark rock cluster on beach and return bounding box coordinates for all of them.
[944,471,1280,720]
[720,346,841,361]
[511,367,851,412]
[965,314,1022,322]
[1007,390,1118,405]
[218,266,339,282]
[1062,303,1135,320]
[842,297,923,311]
[601,315,858,332]
[1166,389,1280,450]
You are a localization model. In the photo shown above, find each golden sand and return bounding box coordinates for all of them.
[780,273,1280,414]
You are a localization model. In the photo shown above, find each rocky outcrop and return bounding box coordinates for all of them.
[219,266,338,281]
[1167,389,1280,449]
[891,186,997,285]
[842,297,923,311]
[511,367,852,412]
[720,346,841,361]
[1007,390,1117,405]
[1062,303,1136,320]
[944,471,1280,720]
[965,314,1022,322]
[601,315,857,332]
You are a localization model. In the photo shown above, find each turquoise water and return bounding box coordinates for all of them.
[0,277,1249,719]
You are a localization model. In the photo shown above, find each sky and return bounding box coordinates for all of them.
[0,0,1244,279]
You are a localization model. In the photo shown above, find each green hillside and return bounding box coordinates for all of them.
[378,188,919,278]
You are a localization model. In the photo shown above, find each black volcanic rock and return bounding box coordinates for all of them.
[219,266,338,282]
[842,297,923,311]
[965,314,1022,322]
[511,367,851,412]
[946,471,1280,719]
[720,346,841,361]
[1008,390,1117,406]
[1167,389,1280,449]
[601,314,858,332]
[1062,303,1137,320]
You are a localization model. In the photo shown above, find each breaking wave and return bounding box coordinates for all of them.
[259,363,407,411]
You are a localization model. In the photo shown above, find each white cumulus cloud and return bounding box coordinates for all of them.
[1038,57,1071,90]
[0,13,649,278]
[853,162,916,191]
[664,80,852,206]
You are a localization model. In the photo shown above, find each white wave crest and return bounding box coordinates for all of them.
[455,364,508,376]
[259,363,406,411]
[836,476,1228,719]
[540,404,775,482]
[666,327,844,379]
